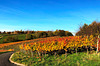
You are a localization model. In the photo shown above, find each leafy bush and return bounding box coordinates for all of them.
[26,34,33,40]
[3,36,18,43]
[32,34,37,39]
[0,35,2,39]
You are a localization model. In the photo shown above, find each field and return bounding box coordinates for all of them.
[0,35,100,66]
[0,0,100,66]
[0,34,26,44]
[0,36,60,50]
[11,51,100,66]
[0,51,10,54]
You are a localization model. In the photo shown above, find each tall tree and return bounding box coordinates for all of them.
[76,21,100,36]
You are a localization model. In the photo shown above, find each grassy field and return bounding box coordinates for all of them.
[0,51,10,54]
[11,51,100,66]
[0,34,26,44]
[0,35,98,66]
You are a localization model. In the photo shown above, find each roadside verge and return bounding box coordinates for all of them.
[9,53,26,66]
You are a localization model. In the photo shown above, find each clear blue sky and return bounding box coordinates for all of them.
[0,0,100,35]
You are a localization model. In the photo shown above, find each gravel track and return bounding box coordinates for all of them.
[0,52,17,66]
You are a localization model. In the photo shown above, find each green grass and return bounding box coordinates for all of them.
[0,34,26,44]
[0,51,10,54]
[11,51,100,66]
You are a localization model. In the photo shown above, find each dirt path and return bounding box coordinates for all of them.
[0,52,17,66]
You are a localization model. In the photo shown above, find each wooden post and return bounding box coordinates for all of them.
[87,36,89,55]
[42,52,44,61]
[54,52,57,59]
[97,35,99,53]
[65,50,67,57]
[30,49,33,57]
[76,48,78,55]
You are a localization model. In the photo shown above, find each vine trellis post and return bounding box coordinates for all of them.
[97,35,99,53]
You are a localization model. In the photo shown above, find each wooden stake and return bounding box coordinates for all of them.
[97,35,99,53]
[65,51,67,57]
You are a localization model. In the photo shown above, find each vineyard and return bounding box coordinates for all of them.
[0,36,60,50]
[19,35,96,55]
[1,35,100,66]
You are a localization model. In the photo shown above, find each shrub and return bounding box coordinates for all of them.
[3,36,18,43]
[26,34,33,40]
[32,34,37,39]
[3,39,8,43]
[13,35,18,41]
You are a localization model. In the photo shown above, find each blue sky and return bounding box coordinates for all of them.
[0,0,100,35]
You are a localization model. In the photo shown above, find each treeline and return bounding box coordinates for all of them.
[0,30,73,36]
[31,30,73,38]
[76,21,100,36]
[1,30,73,43]
[0,30,73,37]
[0,30,35,34]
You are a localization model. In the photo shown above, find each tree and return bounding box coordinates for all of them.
[53,30,59,36]
[3,31,6,34]
[76,21,100,36]
[54,30,66,36]
[36,32,48,38]
[66,32,73,36]
[6,32,11,34]
[47,31,54,37]
[20,30,24,34]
